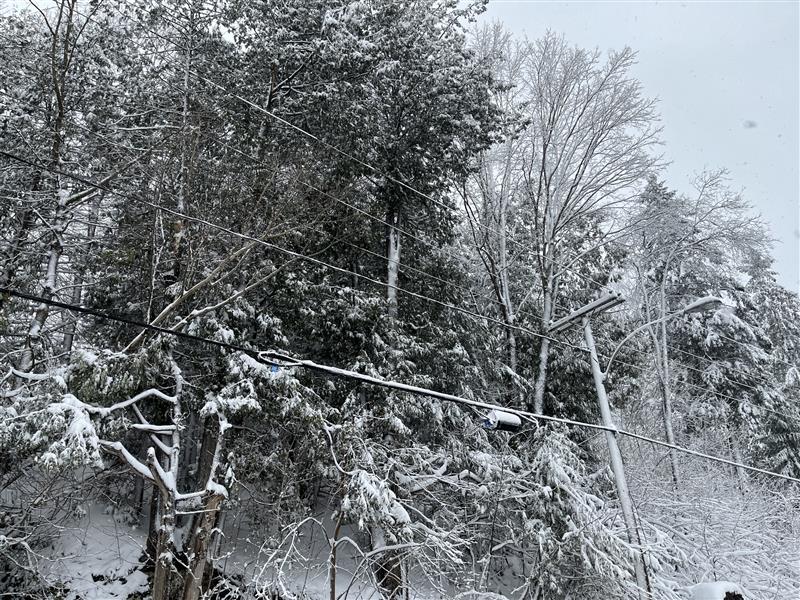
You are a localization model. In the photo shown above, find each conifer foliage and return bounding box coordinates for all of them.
[0,2,797,599]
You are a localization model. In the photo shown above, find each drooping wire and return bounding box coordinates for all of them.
[6,145,794,429]
[3,285,799,485]
[0,150,585,354]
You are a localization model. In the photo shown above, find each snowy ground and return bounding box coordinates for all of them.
[33,492,795,600]
[41,503,149,600]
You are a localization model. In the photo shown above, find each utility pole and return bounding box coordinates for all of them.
[549,291,650,598]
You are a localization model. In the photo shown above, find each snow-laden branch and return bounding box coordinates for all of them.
[131,403,173,455]
[395,458,450,493]
[100,440,153,482]
[87,388,177,416]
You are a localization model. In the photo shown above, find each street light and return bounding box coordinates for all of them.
[602,296,724,379]
[545,291,653,598]
[545,291,722,599]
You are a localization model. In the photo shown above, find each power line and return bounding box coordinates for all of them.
[205,131,586,320]
[75,0,616,303]
[669,346,787,398]
[6,45,796,421]
[203,133,563,320]
[0,149,587,355]
[8,145,796,434]
[195,72,613,294]
[148,71,795,395]
[6,4,626,324]
[55,4,788,387]
[7,147,793,427]
[590,293,793,399]
[6,74,797,475]
[4,284,798,485]
[0,285,252,355]
[717,331,799,371]
[144,198,587,350]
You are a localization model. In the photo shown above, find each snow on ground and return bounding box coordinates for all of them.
[42,503,148,600]
[686,581,745,600]
[216,506,382,599]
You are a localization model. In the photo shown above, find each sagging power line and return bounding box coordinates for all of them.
[4,147,794,432]
[4,146,794,433]
[2,285,799,485]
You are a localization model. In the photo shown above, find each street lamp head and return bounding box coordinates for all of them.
[601,295,726,381]
[681,296,725,315]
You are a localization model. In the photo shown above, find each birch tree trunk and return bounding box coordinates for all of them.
[386,207,401,320]
[730,425,749,493]
[531,261,556,414]
[17,188,68,373]
[63,198,101,355]
[17,0,78,373]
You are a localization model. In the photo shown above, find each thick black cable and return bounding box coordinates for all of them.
[0,285,252,355]
[4,285,799,484]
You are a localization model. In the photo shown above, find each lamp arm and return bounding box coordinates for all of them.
[602,308,690,379]
[602,321,657,379]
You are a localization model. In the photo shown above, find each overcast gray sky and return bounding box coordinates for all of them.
[481,0,800,293]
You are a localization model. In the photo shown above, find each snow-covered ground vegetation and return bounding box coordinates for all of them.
[1,1,797,599]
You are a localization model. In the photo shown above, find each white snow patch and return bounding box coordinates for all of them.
[687,581,745,600]
[42,504,148,600]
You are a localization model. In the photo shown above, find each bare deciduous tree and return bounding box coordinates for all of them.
[521,33,661,413]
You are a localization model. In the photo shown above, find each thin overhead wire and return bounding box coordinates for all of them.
[195,72,613,292]
[5,148,792,427]
[11,4,623,318]
[6,146,795,433]
[6,25,795,422]
[0,286,251,355]
[73,0,617,302]
[202,132,561,320]
[0,150,586,355]
[668,344,788,396]
[69,5,794,378]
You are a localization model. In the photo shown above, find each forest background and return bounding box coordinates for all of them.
[1,1,798,599]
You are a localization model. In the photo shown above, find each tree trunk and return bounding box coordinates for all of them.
[371,525,404,599]
[328,513,343,600]
[658,379,680,490]
[730,427,749,493]
[496,179,517,375]
[182,493,224,600]
[145,484,159,563]
[151,488,176,600]
[182,411,226,600]
[63,198,100,354]
[386,207,401,320]
[169,21,194,291]
[18,188,69,373]
[16,0,76,373]
[133,476,144,518]
[531,266,556,413]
